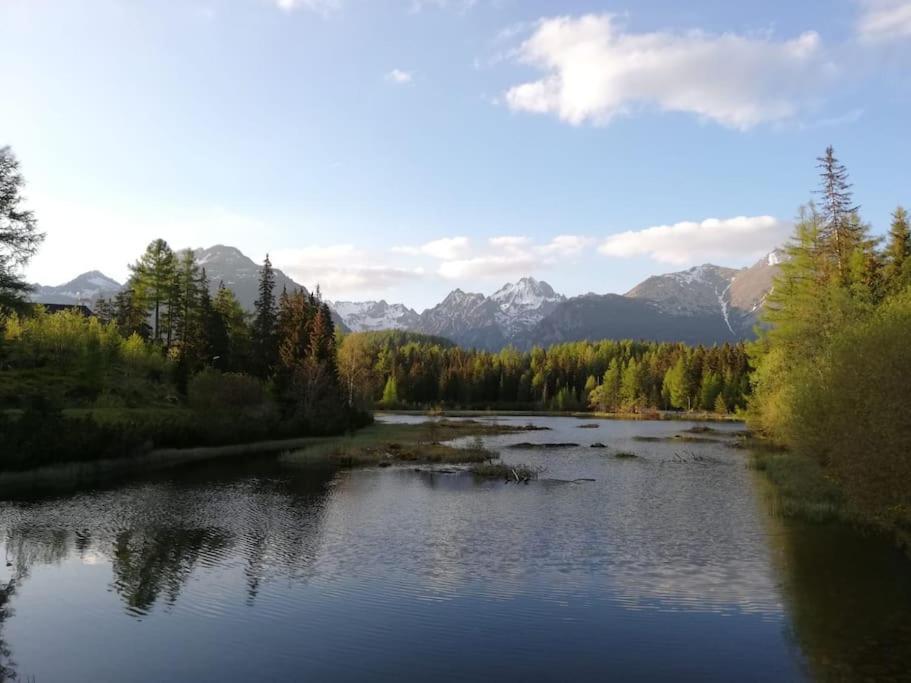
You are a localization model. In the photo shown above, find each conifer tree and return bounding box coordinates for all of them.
[0,147,44,314]
[884,206,910,292]
[815,146,862,280]
[251,254,277,376]
[129,239,176,344]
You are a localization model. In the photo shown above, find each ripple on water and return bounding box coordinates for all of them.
[0,417,903,682]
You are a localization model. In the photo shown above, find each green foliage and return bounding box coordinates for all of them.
[187,369,266,413]
[381,376,399,407]
[750,146,911,543]
[0,146,45,315]
[343,331,749,413]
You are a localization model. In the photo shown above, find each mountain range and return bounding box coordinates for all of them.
[31,245,785,350]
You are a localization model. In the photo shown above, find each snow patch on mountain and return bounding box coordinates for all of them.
[332,300,420,332]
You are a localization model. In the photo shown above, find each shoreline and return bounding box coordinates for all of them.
[382,409,744,422]
[0,412,741,498]
[0,434,331,498]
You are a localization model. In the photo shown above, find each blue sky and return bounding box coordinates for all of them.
[3,0,910,310]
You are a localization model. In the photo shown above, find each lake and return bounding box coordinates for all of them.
[1,415,909,681]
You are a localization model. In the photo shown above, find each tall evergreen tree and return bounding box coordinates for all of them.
[815,146,862,280]
[884,206,911,292]
[251,254,277,376]
[129,239,176,344]
[0,147,45,314]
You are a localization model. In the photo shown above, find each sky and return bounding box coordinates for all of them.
[2,0,910,310]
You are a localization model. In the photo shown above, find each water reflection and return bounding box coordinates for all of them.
[0,418,908,681]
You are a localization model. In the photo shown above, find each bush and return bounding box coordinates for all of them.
[187,369,266,413]
[788,292,911,531]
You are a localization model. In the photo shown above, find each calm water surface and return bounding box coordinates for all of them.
[1,415,909,681]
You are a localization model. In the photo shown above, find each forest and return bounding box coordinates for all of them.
[338,331,751,414]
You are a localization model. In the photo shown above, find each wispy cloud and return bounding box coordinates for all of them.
[503,14,833,130]
[273,0,341,15]
[393,234,593,280]
[272,246,424,294]
[385,68,414,85]
[599,216,790,265]
[392,236,470,260]
[856,0,911,42]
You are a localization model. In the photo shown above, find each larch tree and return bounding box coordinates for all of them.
[129,239,176,345]
[0,147,44,315]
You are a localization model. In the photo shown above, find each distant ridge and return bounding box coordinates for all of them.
[37,246,785,349]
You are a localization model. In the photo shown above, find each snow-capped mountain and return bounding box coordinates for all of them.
[624,250,787,337]
[31,271,122,305]
[416,289,505,349]
[39,245,786,349]
[626,264,739,318]
[490,277,565,337]
[332,300,421,332]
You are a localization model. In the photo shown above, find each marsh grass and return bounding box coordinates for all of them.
[750,450,848,523]
[282,420,521,467]
[471,462,538,481]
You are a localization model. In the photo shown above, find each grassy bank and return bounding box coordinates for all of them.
[750,450,849,523]
[0,434,329,498]
[750,447,911,552]
[281,419,540,468]
[384,409,743,422]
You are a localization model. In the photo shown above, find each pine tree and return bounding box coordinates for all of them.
[251,254,277,377]
[112,286,150,339]
[884,206,911,293]
[0,147,45,314]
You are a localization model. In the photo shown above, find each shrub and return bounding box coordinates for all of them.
[187,369,266,413]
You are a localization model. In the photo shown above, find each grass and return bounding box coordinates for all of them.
[383,408,743,422]
[614,451,638,459]
[470,462,539,481]
[282,420,526,467]
[750,450,849,523]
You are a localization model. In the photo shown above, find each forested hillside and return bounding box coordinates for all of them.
[339,330,751,413]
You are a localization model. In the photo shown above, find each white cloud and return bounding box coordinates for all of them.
[392,236,470,260]
[504,14,832,130]
[393,235,595,274]
[385,68,414,85]
[409,0,478,13]
[539,234,592,256]
[488,235,530,248]
[598,216,791,265]
[856,0,911,42]
[274,0,340,14]
[438,253,541,279]
[272,246,423,295]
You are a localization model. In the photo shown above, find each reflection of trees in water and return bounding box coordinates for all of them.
[0,464,336,630]
[0,576,17,682]
[112,527,233,614]
[767,518,911,680]
[0,527,74,681]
